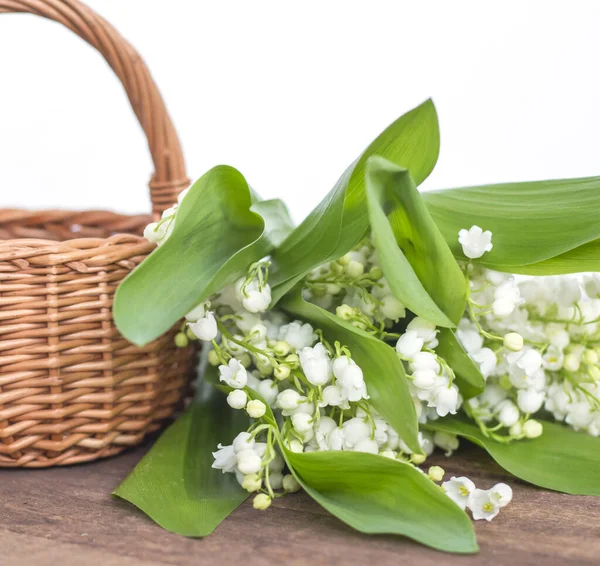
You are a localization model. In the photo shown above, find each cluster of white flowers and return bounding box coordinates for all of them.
[141,215,598,522]
[301,240,462,422]
[443,477,512,521]
[457,225,600,440]
[174,258,459,509]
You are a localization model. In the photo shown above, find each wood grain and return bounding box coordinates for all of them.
[0,440,598,565]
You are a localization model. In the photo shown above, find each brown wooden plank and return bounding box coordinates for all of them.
[0,441,598,565]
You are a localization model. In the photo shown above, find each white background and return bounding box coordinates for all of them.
[1,0,599,223]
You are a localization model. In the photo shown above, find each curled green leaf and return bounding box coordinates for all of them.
[365,155,466,327]
[114,165,294,346]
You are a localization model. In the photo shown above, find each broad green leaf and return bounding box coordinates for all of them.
[242,386,476,552]
[423,177,600,274]
[436,329,485,399]
[114,165,294,345]
[113,385,250,536]
[282,449,478,554]
[425,417,600,495]
[270,99,440,303]
[281,290,420,453]
[365,156,465,327]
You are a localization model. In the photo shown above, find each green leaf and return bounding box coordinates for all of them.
[281,290,420,453]
[436,329,485,399]
[270,99,440,303]
[364,156,466,327]
[423,177,600,274]
[282,449,478,554]
[114,165,294,346]
[425,417,600,495]
[113,385,250,536]
[244,386,476,552]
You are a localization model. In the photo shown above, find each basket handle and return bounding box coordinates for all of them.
[0,0,189,216]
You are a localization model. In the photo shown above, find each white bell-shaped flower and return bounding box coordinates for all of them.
[468,488,500,521]
[490,483,513,508]
[336,363,369,402]
[276,389,303,411]
[342,417,371,449]
[188,312,218,341]
[236,449,263,475]
[407,317,438,347]
[299,343,332,386]
[279,321,318,350]
[497,400,520,427]
[395,330,424,359]
[227,389,248,410]
[442,476,475,510]
[232,432,255,453]
[212,444,237,473]
[458,225,493,259]
[517,388,545,414]
[219,358,248,389]
[471,347,497,378]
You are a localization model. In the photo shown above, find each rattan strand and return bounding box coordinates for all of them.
[0,0,195,468]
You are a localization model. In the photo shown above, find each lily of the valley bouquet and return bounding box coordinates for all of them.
[112,100,600,553]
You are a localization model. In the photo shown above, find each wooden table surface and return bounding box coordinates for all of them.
[1,441,599,566]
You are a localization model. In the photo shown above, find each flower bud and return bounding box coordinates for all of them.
[330,261,344,274]
[269,472,284,490]
[174,332,189,348]
[207,349,220,366]
[227,389,248,410]
[523,419,543,438]
[246,399,267,419]
[273,340,291,357]
[284,353,299,368]
[410,453,426,465]
[242,474,262,492]
[337,253,351,266]
[277,389,302,410]
[336,304,355,321]
[564,353,581,372]
[326,283,342,295]
[583,349,599,365]
[345,260,365,278]
[509,421,523,437]
[369,266,383,280]
[380,296,406,321]
[282,474,301,493]
[590,365,600,381]
[428,466,445,482]
[503,332,524,352]
[497,401,520,427]
[291,413,313,434]
[253,493,272,510]
[288,439,304,453]
[274,365,291,380]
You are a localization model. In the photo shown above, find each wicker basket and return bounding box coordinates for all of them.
[0,0,196,468]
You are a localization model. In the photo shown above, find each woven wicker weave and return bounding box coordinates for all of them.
[0,0,195,467]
